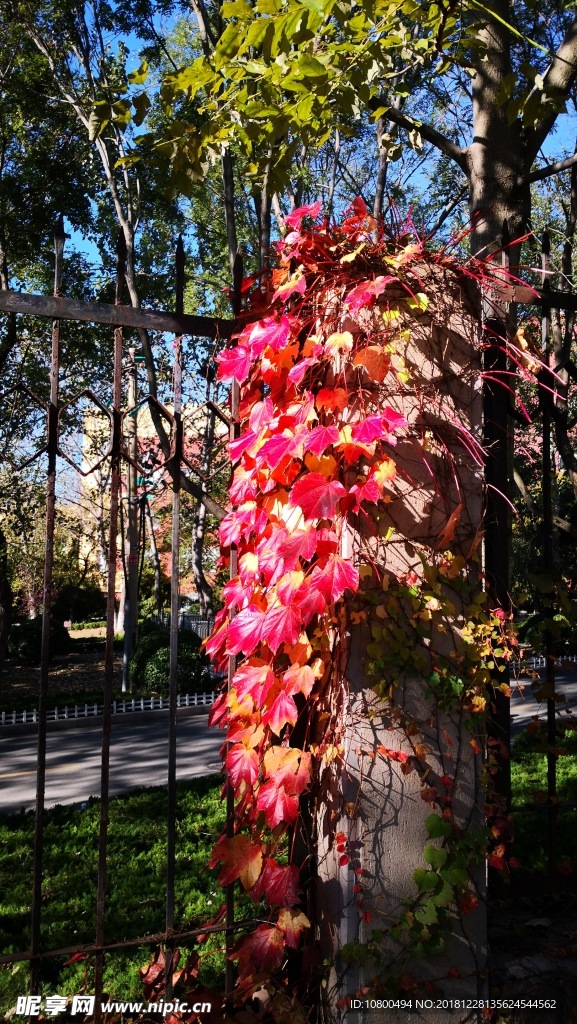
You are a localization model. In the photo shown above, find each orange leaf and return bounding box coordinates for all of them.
[263,746,311,793]
[210,834,263,891]
[436,503,463,549]
[315,387,348,412]
[353,345,391,382]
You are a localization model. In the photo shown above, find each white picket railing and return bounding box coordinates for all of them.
[0,691,216,726]
[512,653,577,671]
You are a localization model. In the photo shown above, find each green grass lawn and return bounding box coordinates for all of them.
[0,778,228,1014]
[510,722,577,876]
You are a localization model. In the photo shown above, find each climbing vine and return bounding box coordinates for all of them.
[202,200,531,1018]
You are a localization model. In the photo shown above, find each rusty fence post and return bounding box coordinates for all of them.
[540,229,558,876]
[30,215,65,994]
[165,236,184,990]
[93,233,126,1019]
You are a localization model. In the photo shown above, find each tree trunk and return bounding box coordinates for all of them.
[0,525,12,675]
[144,495,163,619]
[468,0,531,262]
[192,402,217,619]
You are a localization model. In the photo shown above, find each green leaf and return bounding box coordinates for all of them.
[441,865,469,886]
[214,23,241,69]
[423,844,447,869]
[237,17,272,54]
[413,868,439,892]
[133,92,151,127]
[415,900,438,926]
[222,0,254,18]
[431,880,454,907]
[88,101,112,141]
[128,60,148,86]
[425,813,452,839]
[297,52,328,77]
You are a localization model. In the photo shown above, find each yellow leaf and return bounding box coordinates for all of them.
[373,458,396,487]
[325,330,354,355]
[340,243,366,263]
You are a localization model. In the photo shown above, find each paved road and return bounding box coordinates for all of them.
[2,665,576,815]
[510,663,577,735]
[0,711,224,815]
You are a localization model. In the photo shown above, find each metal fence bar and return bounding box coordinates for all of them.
[483,222,512,819]
[166,238,184,983]
[30,217,64,994]
[93,234,126,1021]
[540,230,558,877]
[0,288,233,338]
[225,249,243,995]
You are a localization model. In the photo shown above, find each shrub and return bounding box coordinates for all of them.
[129,629,212,696]
[8,618,72,664]
[70,620,107,630]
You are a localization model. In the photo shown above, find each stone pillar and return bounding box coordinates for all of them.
[317,265,487,1024]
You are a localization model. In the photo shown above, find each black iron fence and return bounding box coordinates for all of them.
[0,222,240,1018]
[1,216,576,1014]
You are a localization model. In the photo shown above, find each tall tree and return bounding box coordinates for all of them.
[148,0,577,260]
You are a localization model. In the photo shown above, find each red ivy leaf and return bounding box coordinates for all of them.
[283,663,315,698]
[305,424,340,457]
[289,473,347,521]
[229,429,260,463]
[250,859,301,907]
[262,690,299,735]
[351,415,389,444]
[277,908,310,948]
[312,554,359,602]
[261,602,302,651]
[262,747,312,799]
[216,343,252,384]
[246,315,291,355]
[284,200,323,229]
[278,527,317,567]
[258,429,305,469]
[272,271,307,303]
[352,345,391,382]
[232,924,285,975]
[295,583,327,624]
[257,780,300,827]
[226,604,267,656]
[437,502,464,549]
[233,661,274,704]
[345,275,396,312]
[226,744,259,787]
[383,406,408,431]
[377,745,410,763]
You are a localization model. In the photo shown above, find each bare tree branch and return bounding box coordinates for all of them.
[525,16,577,160]
[370,98,468,172]
[522,149,577,186]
